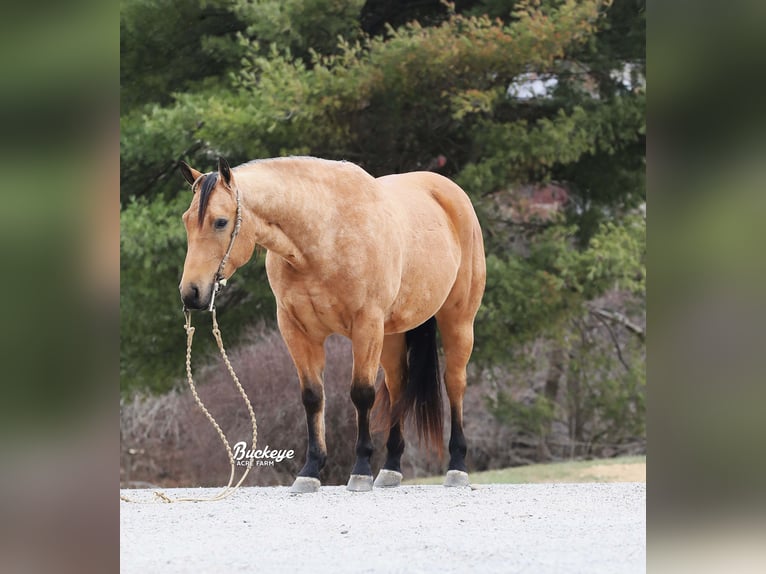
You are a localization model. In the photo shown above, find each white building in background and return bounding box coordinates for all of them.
[507,62,645,101]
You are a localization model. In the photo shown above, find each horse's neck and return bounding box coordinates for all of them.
[234,162,331,266]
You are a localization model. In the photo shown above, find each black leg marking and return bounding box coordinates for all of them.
[350,382,375,477]
[298,384,326,478]
[447,407,468,472]
[383,421,405,473]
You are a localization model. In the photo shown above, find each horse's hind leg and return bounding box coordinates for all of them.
[278,311,328,494]
[435,316,475,487]
[347,315,385,492]
[373,333,406,488]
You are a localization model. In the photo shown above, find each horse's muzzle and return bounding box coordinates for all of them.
[180,282,210,310]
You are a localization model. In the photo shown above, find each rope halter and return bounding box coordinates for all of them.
[189,171,243,312]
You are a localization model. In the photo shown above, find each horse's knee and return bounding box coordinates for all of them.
[350,382,375,410]
[301,385,323,414]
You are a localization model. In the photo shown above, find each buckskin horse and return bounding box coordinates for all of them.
[178,157,486,493]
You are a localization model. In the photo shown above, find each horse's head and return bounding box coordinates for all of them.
[178,157,253,309]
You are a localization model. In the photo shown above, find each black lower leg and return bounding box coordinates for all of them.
[382,421,405,473]
[298,384,326,478]
[350,382,375,476]
[448,407,468,472]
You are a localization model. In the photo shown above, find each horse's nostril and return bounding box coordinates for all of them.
[181,283,205,310]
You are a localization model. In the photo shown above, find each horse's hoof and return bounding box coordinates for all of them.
[444,470,470,487]
[373,469,403,488]
[289,476,321,494]
[346,474,374,492]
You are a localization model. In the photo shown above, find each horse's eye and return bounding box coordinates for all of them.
[214,218,228,230]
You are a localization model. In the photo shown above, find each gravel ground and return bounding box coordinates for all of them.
[120,482,645,574]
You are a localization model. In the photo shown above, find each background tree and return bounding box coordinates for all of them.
[121,0,645,462]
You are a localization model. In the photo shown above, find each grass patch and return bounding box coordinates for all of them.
[405,455,646,484]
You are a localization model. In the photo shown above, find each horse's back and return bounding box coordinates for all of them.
[376,171,480,230]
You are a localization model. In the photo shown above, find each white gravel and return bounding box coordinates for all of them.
[120,483,645,573]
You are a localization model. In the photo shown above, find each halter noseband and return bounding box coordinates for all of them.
[190,172,243,312]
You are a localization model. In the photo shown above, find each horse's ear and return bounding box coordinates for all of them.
[218,156,232,186]
[179,161,202,189]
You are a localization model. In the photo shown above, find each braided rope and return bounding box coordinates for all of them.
[121,167,254,504]
[120,309,257,503]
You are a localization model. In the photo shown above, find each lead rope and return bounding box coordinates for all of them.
[120,309,257,503]
[121,171,254,503]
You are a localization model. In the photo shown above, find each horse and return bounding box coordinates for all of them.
[178,156,486,493]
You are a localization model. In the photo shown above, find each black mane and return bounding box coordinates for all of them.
[197,172,219,227]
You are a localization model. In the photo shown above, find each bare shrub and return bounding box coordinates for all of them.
[121,323,514,487]
[121,302,644,488]
[121,327,368,487]
[486,291,647,462]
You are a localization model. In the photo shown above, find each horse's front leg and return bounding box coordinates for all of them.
[279,312,328,494]
[347,315,385,492]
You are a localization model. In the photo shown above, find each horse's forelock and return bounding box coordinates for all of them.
[197,172,219,227]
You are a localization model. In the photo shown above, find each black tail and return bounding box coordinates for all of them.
[392,316,444,456]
